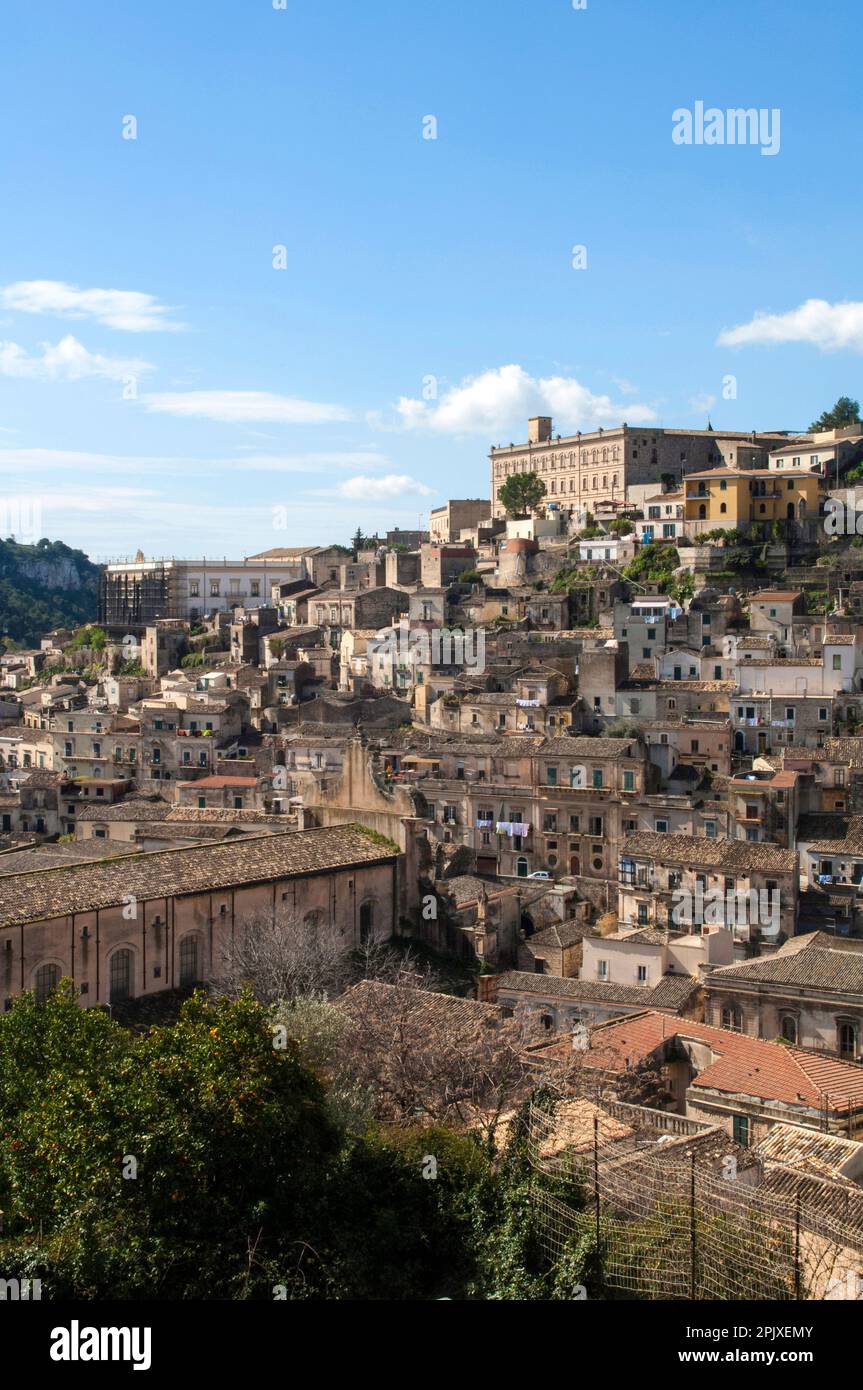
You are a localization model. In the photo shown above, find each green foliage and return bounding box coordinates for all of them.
[0,538,100,647]
[622,544,680,587]
[68,625,107,652]
[809,395,861,433]
[181,651,206,668]
[457,569,483,584]
[0,988,338,1298]
[497,471,547,517]
[607,519,634,536]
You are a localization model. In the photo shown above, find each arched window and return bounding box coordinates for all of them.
[34,963,59,1004]
[109,949,133,1004]
[698,504,707,520]
[721,1006,742,1032]
[780,1014,798,1044]
[179,935,199,987]
[720,503,727,514]
[516,856,528,878]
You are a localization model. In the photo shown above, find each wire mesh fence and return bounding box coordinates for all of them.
[526,1095,863,1301]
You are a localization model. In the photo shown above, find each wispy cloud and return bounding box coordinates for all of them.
[143,390,351,424]
[237,451,390,472]
[689,392,717,413]
[394,363,656,435]
[0,447,391,479]
[0,335,152,382]
[0,279,185,332]
[718,299,863,353]
[326,474,433,500]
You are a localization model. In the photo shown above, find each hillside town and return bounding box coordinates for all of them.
[8,412,863,1301]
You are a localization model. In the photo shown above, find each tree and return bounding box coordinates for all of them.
[809,396,861,432]
[497,471,547,517]
[0,986,338,1298]
[211,909,434,1007]
[334,978,543,1143]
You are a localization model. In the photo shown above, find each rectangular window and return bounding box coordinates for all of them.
[732,1115,750,1147]
[547,766,558,786]
[623,770,634,791]
[655,819,668,833]
[592,769,603,789]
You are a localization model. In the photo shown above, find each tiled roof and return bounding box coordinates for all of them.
[498,970,699,1013]
[798,813,863,853]
[753,1122,863,1178]
[707,932,863,994]
[546,736,639,759]
[338,979,504,1028]
[0,825,399,928]
[647,974,701,1010]
[74,797,173,824]
[621,831,797,873]
[497,971,650,1004]
[825,738,863,768]
[622,677,736,693]
[751,591,804,602]
[165,807,288,825]
[177,775,259,788]
[529,919,594,950]
[579,1011,863,1113]
[437,874,517,907]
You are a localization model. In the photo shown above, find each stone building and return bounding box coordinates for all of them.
[703,932,863,1059]
[0,825,401,1010]
[618,832,799,944]
[489,418,793,520]
[429,500,490,542]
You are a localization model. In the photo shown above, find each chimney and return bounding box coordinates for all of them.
[528,416,553,445]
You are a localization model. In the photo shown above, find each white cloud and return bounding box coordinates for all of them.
[331,474,433,500]
[237,451,390,472]
[0,279,185,332]
[143,390,351,424]
[0,335,152,382]
[612,376,640,396]
[395,363,656,435]
[718,299,863,353]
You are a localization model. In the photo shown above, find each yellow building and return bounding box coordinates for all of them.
[683,468,821,531]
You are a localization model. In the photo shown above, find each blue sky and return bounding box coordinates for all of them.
[0,0,860,559]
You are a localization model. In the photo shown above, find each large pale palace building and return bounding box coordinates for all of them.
[489,417,795,517]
